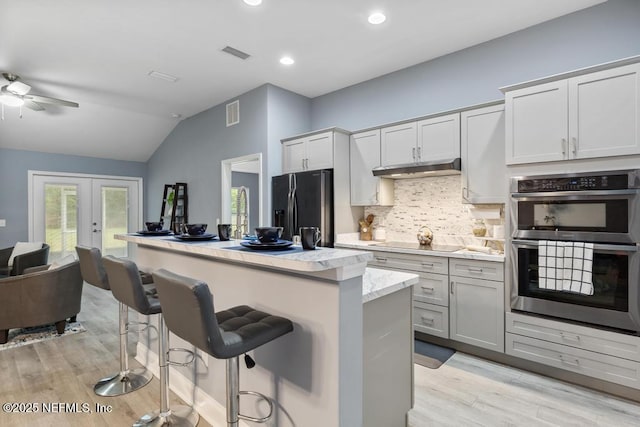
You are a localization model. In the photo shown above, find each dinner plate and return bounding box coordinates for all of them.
[136,229,172,236]
[174,233,217,241]
[240,240,293,250]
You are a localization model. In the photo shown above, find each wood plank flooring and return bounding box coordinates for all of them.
[409,353,640,426]
[2,284,640,426]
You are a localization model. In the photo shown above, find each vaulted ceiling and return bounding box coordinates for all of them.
[0,0,604,162]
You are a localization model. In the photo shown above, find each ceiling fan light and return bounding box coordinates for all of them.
[0,93,24,107]
[7,81,31,96]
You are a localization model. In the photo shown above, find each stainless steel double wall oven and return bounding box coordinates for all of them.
[510,170,640,333]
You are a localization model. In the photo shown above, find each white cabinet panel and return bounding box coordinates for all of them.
[306,132,334,170]
[350,130,394,206]
[450,275,505,352]
[461,104,506,204]
[450,258,504,282]
[417,113,460,162]
[505,80,568,164]
[570,63,640,159]
[381,122,417,166]
[506,333,640,390]
[413,272,449,307]
[283,138,307,173]
[414,302,449,339]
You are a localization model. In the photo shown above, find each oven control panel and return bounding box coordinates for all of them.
[517,174,629,193]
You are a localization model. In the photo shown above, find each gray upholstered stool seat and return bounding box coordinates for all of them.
[75,246,153,397]
[103,256,199,427]
[152,269,293,427]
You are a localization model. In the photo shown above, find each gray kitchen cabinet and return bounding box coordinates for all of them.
[507,334,640,389]
[460,103,506,204]
[449,259,505,353]
[380,113,460,167]
[368,251,450,339]
[506,312,640,389]
[349,129,394,206]
[380,121,417,166]
[505,62,640,165]
[416,113,460,161]
[282,130,334,173]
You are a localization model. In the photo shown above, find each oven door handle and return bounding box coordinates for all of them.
[511,239,639,252]
[511,189,639,199]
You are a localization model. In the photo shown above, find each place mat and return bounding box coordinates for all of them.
[225,245,304,255]
[414,340,455,369]
[0,321,86,351]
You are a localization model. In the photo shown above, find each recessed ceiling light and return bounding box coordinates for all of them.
[280,56,295,65]
[171,113,182,119]
[243,0,262,6]
[368,12,386,25]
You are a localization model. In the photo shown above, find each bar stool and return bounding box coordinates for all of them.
[76,246,153,397]
[103,256,199,427]
[152,269,294,427]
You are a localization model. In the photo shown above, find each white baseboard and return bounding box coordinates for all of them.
[136,342,250,427]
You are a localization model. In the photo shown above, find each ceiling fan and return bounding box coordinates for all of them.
[0,72,79,111]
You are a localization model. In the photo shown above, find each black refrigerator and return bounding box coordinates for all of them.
[272,169,334,247]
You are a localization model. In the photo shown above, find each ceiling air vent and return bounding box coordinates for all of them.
[226,100,239,127]
[222,46,251,60]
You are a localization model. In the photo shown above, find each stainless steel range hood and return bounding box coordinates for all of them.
[372,158,461,179]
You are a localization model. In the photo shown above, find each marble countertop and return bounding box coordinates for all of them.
[362,267,418,303]
[335,240,505,263]
[117,234,374,275]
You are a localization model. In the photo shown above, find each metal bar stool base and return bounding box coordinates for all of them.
[93,368,153,397]
[133,405,199,427]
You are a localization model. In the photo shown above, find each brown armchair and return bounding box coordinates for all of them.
[0,243,50,277]
[0,260,83,344]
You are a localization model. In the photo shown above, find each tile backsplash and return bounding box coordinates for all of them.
[365,175,502,243]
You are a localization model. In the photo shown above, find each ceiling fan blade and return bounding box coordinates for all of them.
[7,81,31,95]
[23,100,45,111]
[24,94,79,108]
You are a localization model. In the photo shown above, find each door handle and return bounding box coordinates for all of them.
[93,229,101,233]
[420,316,435,325]
[571,137,577,155]
[412,147,416,160]
[417,146,421,161]
[420,286,435,293]
[450,281,454,294]
[561,138,567,156]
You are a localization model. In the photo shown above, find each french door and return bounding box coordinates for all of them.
[29,172,142,261]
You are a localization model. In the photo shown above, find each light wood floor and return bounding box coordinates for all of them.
[2,284,640,426]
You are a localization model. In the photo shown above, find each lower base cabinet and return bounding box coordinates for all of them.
[450,275,505,352]
[413,301,449,339]
[506,312,640,389]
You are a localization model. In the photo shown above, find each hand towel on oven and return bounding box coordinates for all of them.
[538,240,563,291]
[537,240,594,295]
[562,242,594,295]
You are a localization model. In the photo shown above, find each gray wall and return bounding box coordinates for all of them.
[310,0,640,131]
[146,84,311,228]
[0,147,146,248]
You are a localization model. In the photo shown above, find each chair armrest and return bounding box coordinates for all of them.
[12,245,50,276]
[0,246,13,268]
[23,265,50,274]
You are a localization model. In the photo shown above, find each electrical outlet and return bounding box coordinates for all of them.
[0,219,6,227]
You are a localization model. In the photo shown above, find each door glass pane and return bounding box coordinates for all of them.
[102,186,128,257]
[45,184,77,261]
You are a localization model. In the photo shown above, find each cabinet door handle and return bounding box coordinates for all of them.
[450,281,454,294]
[571,137,577,155]
[559,355,580,367]
[561,138,567,155]
[375,257,387,263]
[421,315,435,325]
[301,159,305,170]
[467,267,484,274]
[421,262,434,269]
[462,187,469,199]
[420,286,435,293]
[559,332,581,343]
[417,146,422,161]
[412,147,416,160]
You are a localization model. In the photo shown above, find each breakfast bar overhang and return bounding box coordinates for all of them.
[116,234,418,427]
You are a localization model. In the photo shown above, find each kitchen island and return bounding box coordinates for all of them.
[116,234,418,427]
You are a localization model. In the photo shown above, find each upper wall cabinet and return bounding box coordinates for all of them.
[380,113,460,167]
[505,62,640,165]
[282,131,334,173]
[350,129,394,206]
[461,103,506,204]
